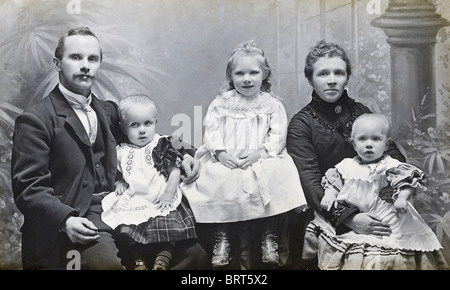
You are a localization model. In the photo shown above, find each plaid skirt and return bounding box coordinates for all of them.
[114,198,197,245]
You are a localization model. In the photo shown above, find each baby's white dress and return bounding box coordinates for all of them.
[304,155,447,270]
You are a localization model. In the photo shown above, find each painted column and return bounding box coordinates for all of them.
[371,0,448,138]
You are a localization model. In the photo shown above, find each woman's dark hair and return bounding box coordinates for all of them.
[304,40,352,83]
[54,26,103,61]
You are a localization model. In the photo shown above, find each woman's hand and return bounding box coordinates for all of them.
[343,212,391,237]
[216,150,240,169]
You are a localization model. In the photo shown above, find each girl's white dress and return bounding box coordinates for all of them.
[181,90,307,223]
[303,155,447,270]
[101,134,197,244]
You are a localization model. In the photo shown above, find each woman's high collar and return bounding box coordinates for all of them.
[310,90,351,115]
[305,89,356,136]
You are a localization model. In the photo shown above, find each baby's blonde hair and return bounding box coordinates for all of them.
[118,94,159,123]
[351,113,391,139]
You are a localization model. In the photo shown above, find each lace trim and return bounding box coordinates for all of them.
[121,135,160,175]
[215,90,279,114]
[125,144,154,176]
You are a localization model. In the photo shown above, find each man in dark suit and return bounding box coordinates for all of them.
[11,27,204,270]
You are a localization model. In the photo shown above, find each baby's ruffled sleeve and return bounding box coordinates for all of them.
[322,166,361,234]
[321,167,344,193]
[386,163,427,200]
[152,136,185,179]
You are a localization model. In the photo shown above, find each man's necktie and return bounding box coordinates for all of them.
[65,95,98,144]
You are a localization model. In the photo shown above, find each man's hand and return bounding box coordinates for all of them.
[62,216,100,244]
[181,154,200,184]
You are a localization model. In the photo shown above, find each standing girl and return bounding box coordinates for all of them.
[181,41,307,268]
[101,95,198,270]
[305,113,448,270]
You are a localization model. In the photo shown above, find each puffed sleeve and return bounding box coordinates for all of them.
[203,98,226,156]
[386,163,427,199]
[152,135,185,179]
[321,168,344,192]
[322,165,361,232]
[262,99,288,157]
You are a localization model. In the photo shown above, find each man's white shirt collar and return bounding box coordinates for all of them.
[58,83,93,106]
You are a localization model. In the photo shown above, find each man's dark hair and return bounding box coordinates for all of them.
[54,26,103,61]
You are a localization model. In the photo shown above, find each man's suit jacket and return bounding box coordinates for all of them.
[11,86,122,266]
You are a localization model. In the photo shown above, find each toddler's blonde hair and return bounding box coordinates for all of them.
[351,113,391,140]
[118,94,159,123]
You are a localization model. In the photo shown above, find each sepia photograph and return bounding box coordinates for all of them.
[0,0,449,277]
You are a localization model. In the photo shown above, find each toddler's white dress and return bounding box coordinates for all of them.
[101,134,196,244]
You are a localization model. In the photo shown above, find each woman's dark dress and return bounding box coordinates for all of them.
[285,91,405,267]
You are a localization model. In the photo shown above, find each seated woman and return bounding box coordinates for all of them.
[286,40,406,269]
[305,113,447,269]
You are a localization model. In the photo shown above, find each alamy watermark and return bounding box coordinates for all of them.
[66,250,81,270]
[171,106,204,149]
[66,0,81,15]
[366,0,382,15]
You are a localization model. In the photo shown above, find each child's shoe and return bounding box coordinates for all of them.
[211,231,231,267]
[134,259,148,270]
[261,231,279,265]
[152,251,172,270]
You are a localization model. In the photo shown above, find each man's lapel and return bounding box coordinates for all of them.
[49,86,92,147]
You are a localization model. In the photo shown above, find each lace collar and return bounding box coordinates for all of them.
[215,90,279,114]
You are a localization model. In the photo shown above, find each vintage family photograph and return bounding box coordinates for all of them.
[0,0,449,273]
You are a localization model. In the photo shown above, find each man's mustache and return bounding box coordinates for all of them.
[73,73,95,79]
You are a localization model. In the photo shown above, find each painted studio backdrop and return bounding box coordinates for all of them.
[0,0,449,269]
